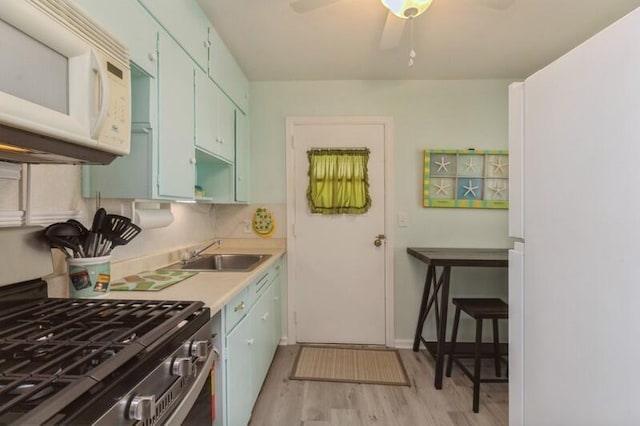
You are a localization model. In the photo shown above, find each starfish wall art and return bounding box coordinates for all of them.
[423,149,509,209]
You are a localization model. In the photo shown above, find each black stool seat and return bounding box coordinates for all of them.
[446,297,508,413]
[453,298,508,319]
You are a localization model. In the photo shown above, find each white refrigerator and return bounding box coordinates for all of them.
[508,7,640,426]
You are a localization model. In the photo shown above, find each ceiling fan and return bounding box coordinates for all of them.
[290,0,515,55]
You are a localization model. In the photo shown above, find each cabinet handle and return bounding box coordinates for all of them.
[261,312,269,321]
[189,157,196,165]
[233,301,245,312]
[204,40,212,48]
[148,52,157,62]
[247,338,255,345]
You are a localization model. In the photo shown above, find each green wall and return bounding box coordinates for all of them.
[250,79,515,344]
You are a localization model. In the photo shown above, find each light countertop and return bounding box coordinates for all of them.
[101,247,285,315]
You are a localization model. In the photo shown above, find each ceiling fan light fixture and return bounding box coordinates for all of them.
[380,0,433,19]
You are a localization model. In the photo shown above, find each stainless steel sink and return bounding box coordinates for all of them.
[168,254,271,272]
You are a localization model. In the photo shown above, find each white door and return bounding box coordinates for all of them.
[287,117,392,345]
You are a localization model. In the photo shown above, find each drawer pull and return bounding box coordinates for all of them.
[247,338,255,345]
[261,312,269,321]
[233,301,245,312]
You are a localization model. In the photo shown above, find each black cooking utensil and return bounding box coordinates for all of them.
[67,219,89,236]
[104,214,131,234]
[105,222,141,254]
[86,208,107,257]
[44,223,84,258]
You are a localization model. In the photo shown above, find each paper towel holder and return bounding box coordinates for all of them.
[124,201,174,229]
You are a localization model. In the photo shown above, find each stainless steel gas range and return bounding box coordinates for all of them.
[0,227,214,425]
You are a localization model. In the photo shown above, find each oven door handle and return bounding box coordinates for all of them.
[164,349,215,425]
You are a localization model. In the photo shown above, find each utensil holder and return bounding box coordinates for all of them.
[67,255,112,297]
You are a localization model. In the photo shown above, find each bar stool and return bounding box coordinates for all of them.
[445,298,508,413]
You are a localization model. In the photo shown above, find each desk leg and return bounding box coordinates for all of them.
[433,266,451,389]
[412,265,435,351]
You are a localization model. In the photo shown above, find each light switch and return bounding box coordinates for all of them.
[398,212,409,228]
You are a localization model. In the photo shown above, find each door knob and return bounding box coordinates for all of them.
[374,234,386,247]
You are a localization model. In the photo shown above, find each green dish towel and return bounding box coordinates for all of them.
[110,270,198,291]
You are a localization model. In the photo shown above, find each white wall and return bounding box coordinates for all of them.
[249,79,514,343]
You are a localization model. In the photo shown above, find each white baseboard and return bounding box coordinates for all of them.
[279,336,288,346]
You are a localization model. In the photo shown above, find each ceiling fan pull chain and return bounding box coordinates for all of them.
[408,17,416,67]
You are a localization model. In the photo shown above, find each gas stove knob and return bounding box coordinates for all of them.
[172,356,195,377]
[128,395,156,421]
[190,340,210,358]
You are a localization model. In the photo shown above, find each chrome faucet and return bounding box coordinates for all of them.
[183,239,222,264]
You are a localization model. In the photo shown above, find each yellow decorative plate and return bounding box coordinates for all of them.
[252,208,275,238]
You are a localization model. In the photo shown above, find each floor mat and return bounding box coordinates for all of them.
[290,345,410,386]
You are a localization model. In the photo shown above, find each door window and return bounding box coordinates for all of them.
[306,148,371,214]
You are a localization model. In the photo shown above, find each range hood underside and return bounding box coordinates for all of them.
[0,124,117,165]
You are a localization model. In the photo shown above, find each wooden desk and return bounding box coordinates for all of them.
[407,247,508,389]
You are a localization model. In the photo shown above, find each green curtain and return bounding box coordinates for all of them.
[306,148,371,214]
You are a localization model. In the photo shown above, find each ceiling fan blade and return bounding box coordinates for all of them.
[290,0,342,14]
[379,11,407,50]
[478,0,515,10]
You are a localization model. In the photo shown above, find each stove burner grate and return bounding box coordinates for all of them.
[0,297,205,424]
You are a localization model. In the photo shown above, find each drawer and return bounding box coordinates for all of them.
[272,258,282,279]
[225,288,249,333]
[251,271,271,303]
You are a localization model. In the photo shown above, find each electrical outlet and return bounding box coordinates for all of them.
[243,220,252,233]
[398,212,409,228]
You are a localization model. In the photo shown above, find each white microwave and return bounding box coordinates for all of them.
[0,0,131,164]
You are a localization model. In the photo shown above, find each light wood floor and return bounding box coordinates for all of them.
[249,345,508,426]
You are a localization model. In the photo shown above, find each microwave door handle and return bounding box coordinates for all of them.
[90,49,110,138]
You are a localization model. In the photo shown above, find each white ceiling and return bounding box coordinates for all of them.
[196,0,640,81]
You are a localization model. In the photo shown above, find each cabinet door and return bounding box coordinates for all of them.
[251,285,275,405]
[157,31,195,199]
[209,26,249,113]
[195,68,218,155]
[73,0,159,77]
[217,93,236,163]
[225,316,253,426]
[271,264,282,351]
[138,0,209,70]
[235,111,250,202]
[85,124,153,199]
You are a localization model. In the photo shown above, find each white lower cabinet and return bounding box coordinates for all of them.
[224,261,282,426]
[225,310,254,426]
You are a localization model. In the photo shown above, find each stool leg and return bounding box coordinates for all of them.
[473,318,483,413]
[492,318,501,377]
[446,306,462,377]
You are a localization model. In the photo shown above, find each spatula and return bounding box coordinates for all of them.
[104,222,141,255]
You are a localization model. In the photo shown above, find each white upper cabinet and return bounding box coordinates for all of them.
[209,26,250,114]
[138,0,210,70]
[235,111,250,202]
[508,82,524,239]
[157,31,196,199]
[195,69,235,163]
[195,68,219,156]
[73,0,159,77]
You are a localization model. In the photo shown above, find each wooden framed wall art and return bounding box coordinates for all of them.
[423,149,508,209]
